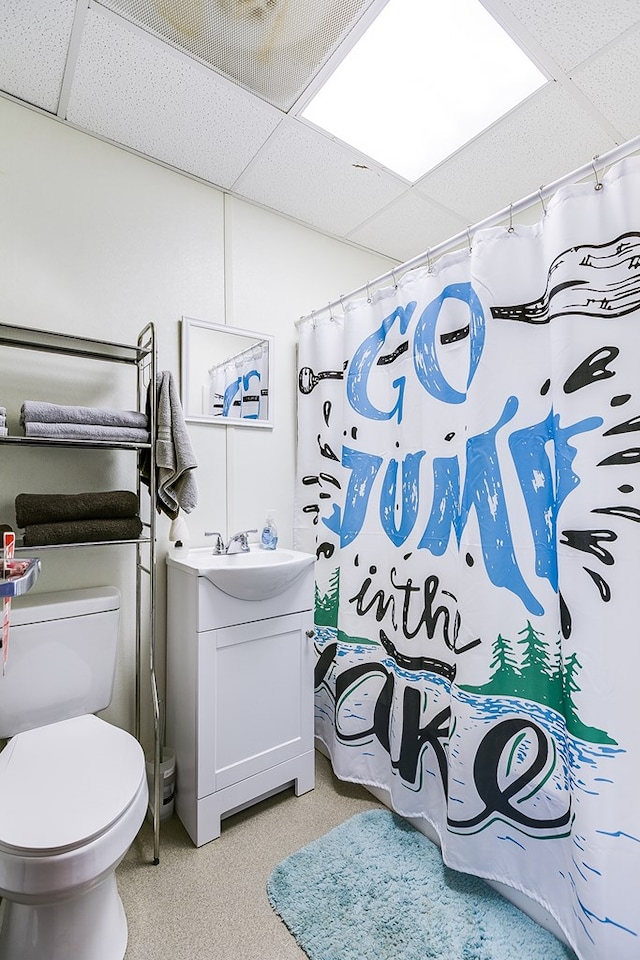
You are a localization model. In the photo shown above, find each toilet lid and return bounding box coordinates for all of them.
[0,714,145,853]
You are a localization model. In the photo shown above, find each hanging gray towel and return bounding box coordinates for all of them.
[15,491,139,528]
[20,400,148,429]
[153,371,198,520]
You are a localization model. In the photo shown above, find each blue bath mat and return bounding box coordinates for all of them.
[267,809,577,960]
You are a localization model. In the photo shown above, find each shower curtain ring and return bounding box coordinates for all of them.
[426,248,433,274]
[366,282,372,303]
[328,301,334,321]
[507,203,515,233]
[466,227,473,254]
[592,156,604,191]
[391,269,398,289]
[311,309,317,329]
[538,186,548,217]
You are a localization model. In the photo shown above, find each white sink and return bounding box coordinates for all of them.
[172,546,315,601]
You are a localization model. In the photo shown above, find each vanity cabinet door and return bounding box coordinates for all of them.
[197,611,314,798]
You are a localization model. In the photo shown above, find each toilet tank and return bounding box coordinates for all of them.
[0,586,121,738]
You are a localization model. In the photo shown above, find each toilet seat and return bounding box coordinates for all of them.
[0,714,145,854]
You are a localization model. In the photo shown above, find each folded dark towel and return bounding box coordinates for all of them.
[22,517,143,547]
[20,401,148,429]
[15,491,139,528]
[23,422,150,443]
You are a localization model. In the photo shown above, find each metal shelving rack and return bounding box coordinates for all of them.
[0,320,163,862]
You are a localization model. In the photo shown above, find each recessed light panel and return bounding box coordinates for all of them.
[95,0,379,110]
[301,0,547,181]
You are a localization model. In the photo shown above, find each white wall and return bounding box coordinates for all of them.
[0,96,393,750]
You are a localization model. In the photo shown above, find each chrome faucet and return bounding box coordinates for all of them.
[204,529,257,555]
[224,529,257,554]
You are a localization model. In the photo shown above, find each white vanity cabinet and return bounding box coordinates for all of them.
[166,549,316,846]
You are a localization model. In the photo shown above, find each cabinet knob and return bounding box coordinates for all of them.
[306,629,315,638]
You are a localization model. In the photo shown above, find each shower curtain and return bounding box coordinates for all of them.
[294,156,640,960]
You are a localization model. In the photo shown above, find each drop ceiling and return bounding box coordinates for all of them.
[2,0,640,263]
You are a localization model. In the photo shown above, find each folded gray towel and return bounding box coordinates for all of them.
[141,371,198,520]
[23,422,150,443]
[15,491,139,528]
[20,401,148,429]
[22,516,143,547]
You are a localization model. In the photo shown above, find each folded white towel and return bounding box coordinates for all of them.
[20,400,148,430]
[0,426,7,437]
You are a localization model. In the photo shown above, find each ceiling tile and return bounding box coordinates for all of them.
[415,83,618,227]
[232,119,407,236]
[497,0,640,71]
[572,28,640,140]
[0,0,76,112]
[65,7,282,188]
[347,191,469,263]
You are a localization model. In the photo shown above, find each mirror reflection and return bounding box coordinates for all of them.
[181,317,273,427]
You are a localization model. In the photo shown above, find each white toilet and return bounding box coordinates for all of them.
[0,587,148,960]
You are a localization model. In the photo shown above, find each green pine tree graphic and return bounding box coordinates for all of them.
[315,567,340,627]
[562,651,616,744]
[488,632,520,690]
[515,621,564,712]
[459,621,616,745]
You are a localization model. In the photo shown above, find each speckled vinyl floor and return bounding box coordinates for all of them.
[118,751,381,959]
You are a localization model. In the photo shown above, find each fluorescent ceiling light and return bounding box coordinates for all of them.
[301,0,547,182]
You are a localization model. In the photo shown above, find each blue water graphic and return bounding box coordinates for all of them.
[497,834,526,850]
[596,829,640,843]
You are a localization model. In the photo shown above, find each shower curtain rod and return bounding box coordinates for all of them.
[297,133,640,327]
[207,338,264,376]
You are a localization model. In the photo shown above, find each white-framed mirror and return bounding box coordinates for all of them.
[181,316,273,427]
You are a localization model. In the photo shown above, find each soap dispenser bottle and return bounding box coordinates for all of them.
[261,511,278,550]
